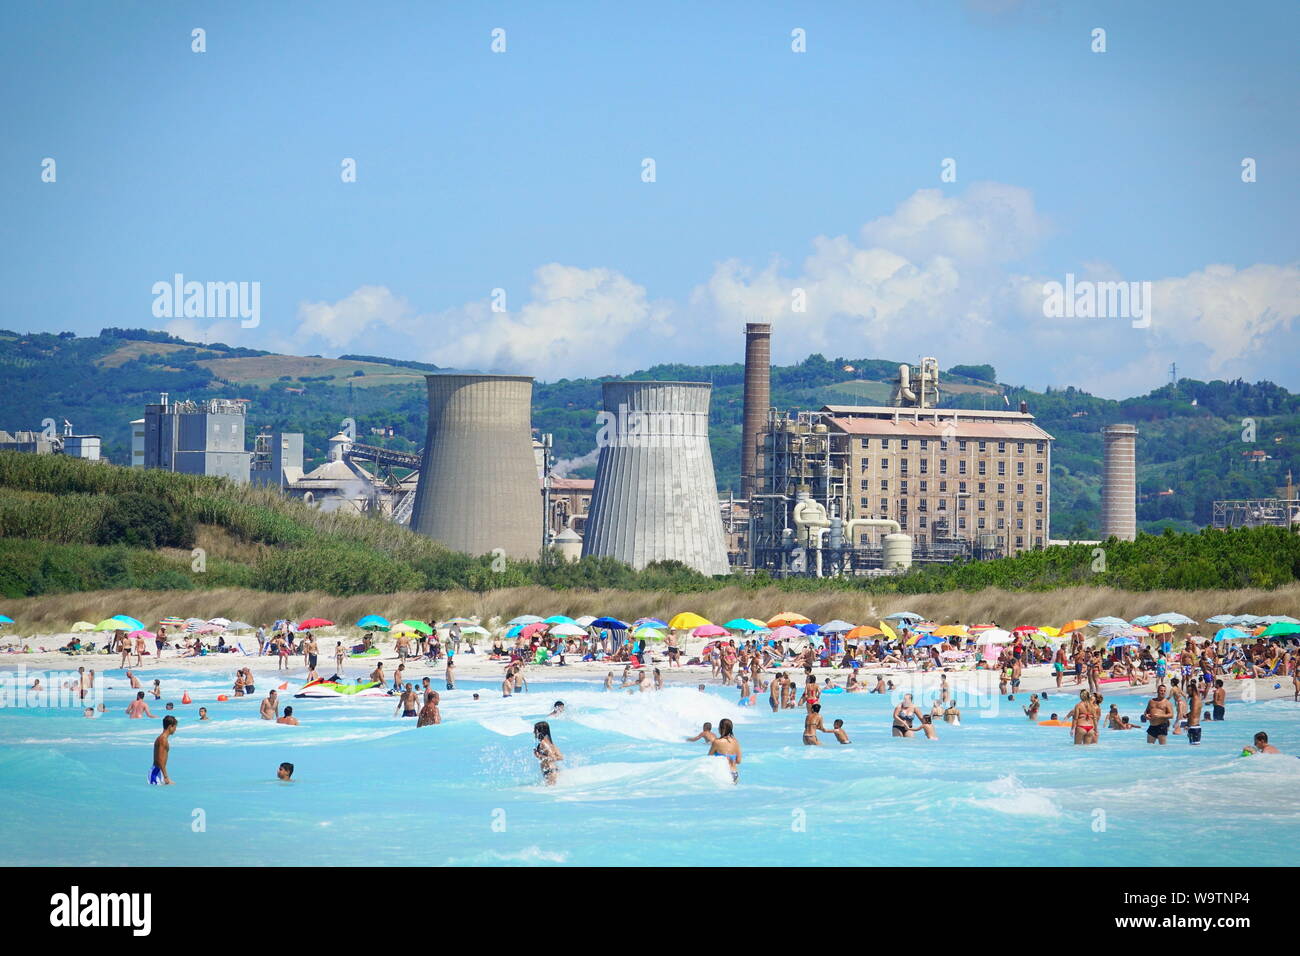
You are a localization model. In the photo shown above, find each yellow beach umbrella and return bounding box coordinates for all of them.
[879,621,899,642]
[668,612,711,630]
[1147,622,1175,635]
[71,621,97,633]
[933,625,968,638]
[1039,626,1061,638]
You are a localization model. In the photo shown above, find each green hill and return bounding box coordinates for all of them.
[2,328,1299,539]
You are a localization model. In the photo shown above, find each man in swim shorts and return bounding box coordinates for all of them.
[1185,683,1202,744]
[259,689,279,721]
[150,715,177,785]
[1143,685,1174,745]
[1212,679,1226,721]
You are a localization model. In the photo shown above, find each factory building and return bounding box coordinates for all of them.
[546,477,593,537]
[0,421,101,460]
[251,431,305,488]
[143,394,251,482]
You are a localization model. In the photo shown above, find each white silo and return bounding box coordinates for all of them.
[581,381,730,576]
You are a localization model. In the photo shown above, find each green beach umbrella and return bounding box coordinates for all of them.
[398,620,433,635]
[1260,621,1300,638]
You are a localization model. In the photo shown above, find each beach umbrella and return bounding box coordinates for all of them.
[298,618,333,630]
[112,615,145,631]
[508,615,543,626]
[975,627,1013,646]
[768,625,804,642]
[1147,622,1174,635]
[444,617,476,625]
[356,615,390,630]
[226,622,253,631]
[669,612,712,630]
[543,615,578,626]
[128,629,156,640]
[846,625,882,640]
[878,621,899,642]
[818,620,856,634]
[1260,621,1300,638]
[591,616,629,630]
[196,624,224,634]
[934,625,969,638]
[797,622,820,635]
[94,619,125,631]
[520,622,549,639]
[1155,612,1198,625]
[573,615,597,627]
[915,634,944,648]
[1263,615,1300,625]
[634,617,669,630]
[1088,616,1128,628]
[632,627,667,642]
[723,618,758,631]
[1214,627,1250,643]
[504,624,522,639]
[1130,615,1156,627]
[1038,626,1061,638]
[0,614,12,625]
[548,622,588,637]
[207,617,232,628]
[766,612,811,627]
[693,624,728,637]
[158,616,186,628]
[1206,614,1236,625]
[458,625,489,636]
[1060,619,1092,633]
[883,611,923,622]
[1107,635,1140,648]
[1012,625,1039,634]
[397,620,433,635]
[70,621,96,632]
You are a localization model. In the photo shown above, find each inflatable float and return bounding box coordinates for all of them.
[1038,719,1071,726]
[349,647,381,658]
[294,679,386,699]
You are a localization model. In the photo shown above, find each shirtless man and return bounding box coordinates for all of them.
[707,718,742,783]
[1212,679,1227,721]
[1185,683,1203,745]
[1245,731,1280,754]
[803,704,829,745]
[1143,685,1174,746]
[416,691,441,727]
[150,715,177,785]
[259,690,279,721]
[277,706,299,726]
[369,662,385,689]
[394,683,419,718]
[126,669,140,689]
[445,657,456,690]
[685,722,717,744]
[768,673,782,712]
[126,691,156,719]
[870,676,887,694]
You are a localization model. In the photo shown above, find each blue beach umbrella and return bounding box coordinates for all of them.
[1089,616,1129,627]
[885,611,923,622]
[590,616,628,630]
[633,617,668,630]
[356,614,390,630]
[543,615,577,626]
[112,615,145,631]
[915,634,944,648]
[508,615,543,626]
[0,614,13,625]
[1214,627,1250,642]
[723,618,761,631]
[1206,614,1236,625]
[1107,635,1140,648]
[798,622,820,635]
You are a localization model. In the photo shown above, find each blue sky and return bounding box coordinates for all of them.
[2,0,1296,397]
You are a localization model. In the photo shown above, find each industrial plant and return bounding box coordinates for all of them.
[54,325,1091,578]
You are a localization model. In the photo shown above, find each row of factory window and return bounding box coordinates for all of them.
[860,496,1044,516]
[857,437,1046,453]
[858,479,1045,497]
[858,513,1045,533]
[859,457,1045,477]
[857,533,1045,551]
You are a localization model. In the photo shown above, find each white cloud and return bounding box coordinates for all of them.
[294,285,415,350]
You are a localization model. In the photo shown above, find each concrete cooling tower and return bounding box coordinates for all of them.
[1101,423,1139,541]
[409,374,542,560]
[581,381,730,576]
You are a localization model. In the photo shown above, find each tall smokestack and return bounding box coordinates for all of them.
[409,374,543,559]
[1101,424,1138,541]
[741,322,771,499]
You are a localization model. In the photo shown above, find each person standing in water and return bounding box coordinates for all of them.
[417,691,441,727]
[150,715,177,785]
[533,721,563,785]
[707,718,741,783]
[445,656,456,690]
[803,703,829,745]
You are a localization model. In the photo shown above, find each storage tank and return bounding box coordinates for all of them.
[409,374,543,560]
[582,381,730,575]
[883,533,913,570]
[1101,424,1139,541]
[553,527,584,562]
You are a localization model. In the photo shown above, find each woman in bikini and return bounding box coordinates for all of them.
[532,721,563,786]
[892,693,922,737]
[1069,689,1099,745]
[707,718,742,783]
